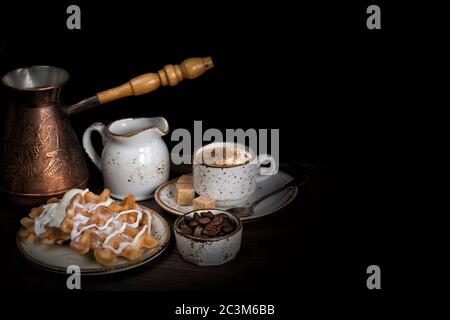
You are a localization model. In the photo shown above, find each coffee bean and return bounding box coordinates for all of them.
[222,220,235,233]
[179,212,238,239]
[184,215,193,224]
[203,226,220,236]
[197,217,212,225]
[189,220,199,228]
[208,215,223,228]
[193,225,203,237]
[202,211,215,218]
[180,222,193,235]
[216,213,229,219]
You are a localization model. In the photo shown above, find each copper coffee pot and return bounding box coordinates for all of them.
[0,57,213,205]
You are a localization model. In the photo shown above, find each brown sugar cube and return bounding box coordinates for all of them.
[177,175,193,185]
[175,174,195,206]
[193,195,216,210]
[175,183,195,206]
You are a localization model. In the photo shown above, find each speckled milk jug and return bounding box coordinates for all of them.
[82,117,170,200]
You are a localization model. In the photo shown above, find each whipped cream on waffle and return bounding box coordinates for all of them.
[34,188,88,236]
[33,188,154,255]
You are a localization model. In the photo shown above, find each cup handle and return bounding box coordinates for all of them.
[256,154,278,176]
[82,122,108,170]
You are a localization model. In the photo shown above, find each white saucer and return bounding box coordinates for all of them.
[17,206,170,275]
[154,170,299,222]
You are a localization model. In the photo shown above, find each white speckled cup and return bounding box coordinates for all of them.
[174,209,242,266]
[193,142,277,206]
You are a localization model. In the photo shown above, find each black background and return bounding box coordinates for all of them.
[0,1,393,166]
[0,0,401,313]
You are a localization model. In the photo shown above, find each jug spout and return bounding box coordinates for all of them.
[151,117,169,137]
[106,117,169,139]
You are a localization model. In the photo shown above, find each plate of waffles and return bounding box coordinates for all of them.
[17,188,170,274]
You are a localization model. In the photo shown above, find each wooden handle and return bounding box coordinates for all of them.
[96,57,213,104]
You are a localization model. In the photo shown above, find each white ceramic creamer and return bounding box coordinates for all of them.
[83,117,170,200]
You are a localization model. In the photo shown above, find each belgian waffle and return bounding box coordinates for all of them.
[18,189,158,266]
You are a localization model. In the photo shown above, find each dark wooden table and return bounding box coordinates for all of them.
[0,163,343,292]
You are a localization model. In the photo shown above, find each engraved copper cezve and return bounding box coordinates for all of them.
[1,71,89,206]
[0,58,213,206]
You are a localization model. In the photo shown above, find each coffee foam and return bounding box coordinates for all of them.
[196,145,252,167]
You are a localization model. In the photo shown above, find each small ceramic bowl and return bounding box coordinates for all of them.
[174,209,242,266]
